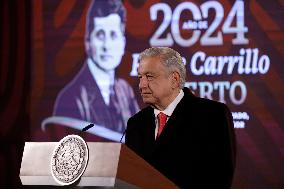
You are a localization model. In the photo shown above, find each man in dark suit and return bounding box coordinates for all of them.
[125,47,236,188]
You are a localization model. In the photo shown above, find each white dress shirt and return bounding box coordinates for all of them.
[154,90,184,139]
[87,58,115,105]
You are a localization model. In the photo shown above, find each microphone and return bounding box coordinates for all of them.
[82,123,95,132]
[119,129,127,143]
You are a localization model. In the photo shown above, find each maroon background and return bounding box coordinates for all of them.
[1,0,284,188]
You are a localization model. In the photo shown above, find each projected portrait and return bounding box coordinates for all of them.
[44,0,139,141]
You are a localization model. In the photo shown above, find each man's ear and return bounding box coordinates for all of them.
[171,71,180,88]
[85,40,90,56]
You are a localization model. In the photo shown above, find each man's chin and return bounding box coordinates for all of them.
[95,59,120,70]
[142,98,154,105]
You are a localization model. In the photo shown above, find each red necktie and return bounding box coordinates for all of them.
[157,112,167,138]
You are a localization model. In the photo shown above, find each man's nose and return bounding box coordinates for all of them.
[102,36,112,51]
[139,77,148,89]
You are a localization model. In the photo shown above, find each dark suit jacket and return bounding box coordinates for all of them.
[125,88,236,188]
[53,63,139,133]
[40,63,139,142]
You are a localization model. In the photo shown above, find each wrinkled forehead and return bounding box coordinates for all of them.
[93,14,121,30]
[138,56,164,73]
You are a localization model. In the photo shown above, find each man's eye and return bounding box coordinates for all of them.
[146,75,154,80]
[96,30,105,40]
[110,31,118,39]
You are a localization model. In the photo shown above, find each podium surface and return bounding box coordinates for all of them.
[20,142,178,189]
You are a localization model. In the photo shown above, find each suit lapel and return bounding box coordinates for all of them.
[154,101,183,147]
[154,89,195,145]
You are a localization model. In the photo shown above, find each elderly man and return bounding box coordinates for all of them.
[125,47,236,188]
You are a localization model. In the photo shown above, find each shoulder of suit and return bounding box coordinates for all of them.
[55,64,95,103]
[129,106,152,120]
[193,95,226,105]
[60,64,91,91]
[183,89,229,110]
[189,96,230,114]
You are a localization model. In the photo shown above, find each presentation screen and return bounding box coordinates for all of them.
[30,0,284,188]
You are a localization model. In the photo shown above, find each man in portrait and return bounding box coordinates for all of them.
[43,0,139,141]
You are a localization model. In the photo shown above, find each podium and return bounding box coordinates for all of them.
[20,142,178,188]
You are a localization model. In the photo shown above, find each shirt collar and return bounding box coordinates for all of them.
[154,89,184,118]
[87,58,115,86]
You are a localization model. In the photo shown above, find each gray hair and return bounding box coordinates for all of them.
[139,47,186,89]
